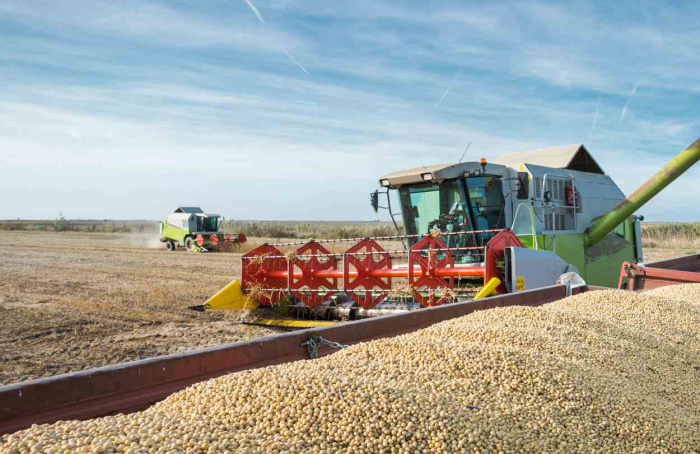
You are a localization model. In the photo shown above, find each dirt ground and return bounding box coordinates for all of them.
[0,231,276,385]
[0,231,694,386]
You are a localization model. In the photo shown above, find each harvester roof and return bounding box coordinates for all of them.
[174,207,204,214]
[380,144,604,189]
[379,162,506,188]
[495,144,604,174]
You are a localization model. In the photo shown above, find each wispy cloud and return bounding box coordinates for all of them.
[236,0,309,75]
[620,82,639,122]
[588,92,601,144]
[241,0,264,23]
[282,47,310,75]
[435,69,462,108]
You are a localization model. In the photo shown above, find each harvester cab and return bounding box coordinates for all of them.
[378,145,629,291]
[159,207,246,252]
[194,138,700,329]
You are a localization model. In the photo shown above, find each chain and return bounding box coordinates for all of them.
[267,229,503,247]
[301,335,349,359]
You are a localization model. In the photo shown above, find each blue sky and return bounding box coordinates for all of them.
[1,0,699,221]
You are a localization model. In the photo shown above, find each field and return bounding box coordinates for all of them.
[0,230,274,385]
[641,222,700,261]
[0,221,698,385]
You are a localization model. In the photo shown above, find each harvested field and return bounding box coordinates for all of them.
[3,288,700,453]
[0,231,275,385]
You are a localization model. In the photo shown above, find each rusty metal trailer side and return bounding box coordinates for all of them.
[0,284,582,436]
[619,254,700,291]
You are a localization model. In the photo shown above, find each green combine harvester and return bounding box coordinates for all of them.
[192,137,700,329]
[159,207,245,252]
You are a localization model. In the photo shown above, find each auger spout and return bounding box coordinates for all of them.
[584,137,700,248]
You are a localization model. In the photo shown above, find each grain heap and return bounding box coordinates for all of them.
[646,282,700,305]
[3,288,700,454]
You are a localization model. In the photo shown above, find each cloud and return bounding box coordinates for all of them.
[281,47,310,75]
[620,83,639,123]
[588,92,602,144]
[242,0,265,23]
[435,70,462,108]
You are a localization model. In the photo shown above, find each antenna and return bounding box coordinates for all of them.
[458,141,472,163]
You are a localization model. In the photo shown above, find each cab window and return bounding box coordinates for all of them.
[465,176,505,243]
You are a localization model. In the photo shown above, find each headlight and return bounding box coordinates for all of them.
[421,172,433,181]
[380,179,390,187]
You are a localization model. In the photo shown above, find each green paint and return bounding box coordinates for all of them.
[585,245,636,287]
[585,137,700,247]
[161,222,188,243]
[517,233,586,278]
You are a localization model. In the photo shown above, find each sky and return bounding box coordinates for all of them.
[1,0,699,221]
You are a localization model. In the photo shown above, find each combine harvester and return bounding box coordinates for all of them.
[192,137,700,328]
[159,207,246,252]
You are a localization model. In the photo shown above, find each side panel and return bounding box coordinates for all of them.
[516,234,586,280]
[584,216,637,287]
[507,247,576,291]
[162,223,188,243]
[585,246,636,288]
[522,164,626,236]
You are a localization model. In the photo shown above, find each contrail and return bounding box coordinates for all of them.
[620,82,639,123]
[242,0,264,23]
[282,47,310,75]
[588,92,601,144]
[239,0,309,76]
[435,70,462,108]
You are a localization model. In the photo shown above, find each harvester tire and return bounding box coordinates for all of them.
[185,237,194,252]
[166,241,176,252]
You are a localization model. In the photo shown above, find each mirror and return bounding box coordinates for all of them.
[516,172,529,199]
[370,190,379,213]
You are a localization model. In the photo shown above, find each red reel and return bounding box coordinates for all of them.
[224,234,232,244]
[289,242,338,307]
[196,234,204,247]
[343,239,392,309]
[408,235,455,307]
[211,234,219,246]
[242,244,287,306]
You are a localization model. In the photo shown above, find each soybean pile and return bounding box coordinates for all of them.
[3,288,700,454]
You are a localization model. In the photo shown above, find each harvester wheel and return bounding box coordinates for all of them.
[185,236,195,252]
[166,241,176,252]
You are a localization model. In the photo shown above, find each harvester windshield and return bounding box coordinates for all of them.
[196,216,219,232]
[465,176,506,232]
[399,179,470,236]
[398,176,505,261]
